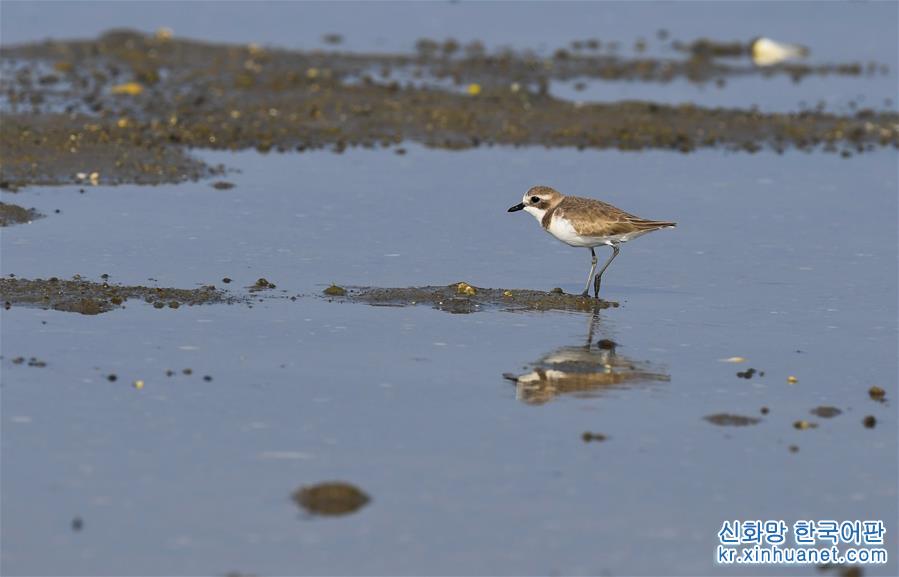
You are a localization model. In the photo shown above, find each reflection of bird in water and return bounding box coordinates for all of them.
[750,37,809,67]
[502,311,669,405]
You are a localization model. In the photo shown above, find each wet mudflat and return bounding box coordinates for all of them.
[2,145,895,576]
[0,276,234,315]
[2,30,898,188]
[2,3,897,576]
[328,283,617,314]
[0,201,41,226]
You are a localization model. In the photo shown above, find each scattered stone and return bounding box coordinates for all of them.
[862,415,876,429]
[323,284,347,296]
[868,385,886,401]
[292,482,370,516]
[211,181,235,190]
[581,432,608,442]
[71,517,83,531]
[597,339,617,350]
[251,278,276,290]
[793,420,817,430]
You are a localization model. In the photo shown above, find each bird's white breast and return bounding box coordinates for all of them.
[547,214,600,247]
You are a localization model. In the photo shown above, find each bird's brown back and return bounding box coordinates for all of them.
[545,195,676,237]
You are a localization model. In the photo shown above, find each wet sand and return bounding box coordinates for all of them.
[0,276,235,314]
[325,283,618,314]
[1,30,897,188]
[0,202,42,226]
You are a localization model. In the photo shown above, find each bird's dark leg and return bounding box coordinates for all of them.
[581,248,598,297]
[593,244,620,299]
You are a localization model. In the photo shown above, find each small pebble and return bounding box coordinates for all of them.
[863,415,876,428]
[203,375,212,382]
[868,385,885,400]
[323,285,347,296]
[132,380,144,390]
[292,482,370,516]
[787,375,798,384]
[107,374,117,382]
[71,517,83,531]
[793,420,817,430]
[810,406,841,418]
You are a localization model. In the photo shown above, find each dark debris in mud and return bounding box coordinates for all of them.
[324,282,618,314]
[704,413,762,427]
[9,356,47,367]
[0,201,42,226]
[581,432,609,442]
[0,276,236,315]
[1,30,896,187]
[810,406,842,418]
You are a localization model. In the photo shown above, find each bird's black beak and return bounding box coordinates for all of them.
[507,203,525,213]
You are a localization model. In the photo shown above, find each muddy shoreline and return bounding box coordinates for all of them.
[0,202,42,226]
[0,276,236,314]
[1,30,897,189]
[323,283,619,314]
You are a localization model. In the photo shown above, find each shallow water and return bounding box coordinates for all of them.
[2,2,898,575]
[2,145,896,575]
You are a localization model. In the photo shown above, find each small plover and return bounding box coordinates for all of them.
[508,185,675,298]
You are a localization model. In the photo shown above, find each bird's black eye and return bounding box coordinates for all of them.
[530,196,540,204]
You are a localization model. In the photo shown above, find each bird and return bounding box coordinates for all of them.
[507,185,675,298]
